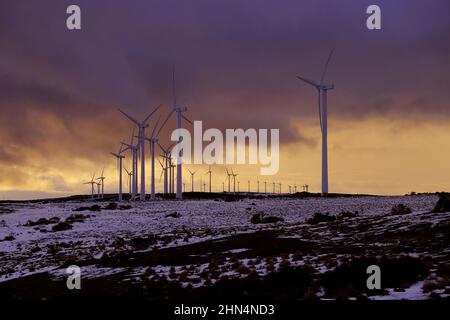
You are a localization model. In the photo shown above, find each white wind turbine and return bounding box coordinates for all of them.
[225,168,232,193]
[158,65,193,199]
[206,166,212,193]
[96,181,101,199]
[110,148,125,201]
[145,115,162,200]
[187,169,196,192]
[297,48,335,194]
[97,168,106,199]
[83,172,96,200]
[118,105,160,201]
[124,167,133,196]
[157,141,177,194]
[231,169,238,193]
[121,138,138,201]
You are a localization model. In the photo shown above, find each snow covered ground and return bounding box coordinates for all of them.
[0,194,449,300]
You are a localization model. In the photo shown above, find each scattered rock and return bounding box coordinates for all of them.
[130,235,157,250]
[432,193,450,213]
[307,212,335,224]
[52,222,73,232]
[73,205,101,212]
[104,202,118,210]
[119,205,132,210]
[250,213,284,224]
[166,212,181,218]
[391,204,412,215]
[1,235,15,241]
[65,214,88,224]
[337,211,359,219]
[24,217,60,226]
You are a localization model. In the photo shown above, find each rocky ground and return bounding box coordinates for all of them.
[0,193,449,301]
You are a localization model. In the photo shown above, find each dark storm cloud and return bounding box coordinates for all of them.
[0,0,449,152]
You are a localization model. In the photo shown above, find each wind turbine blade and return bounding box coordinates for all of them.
[157,141,167,153]
[319,47,335,86]
[182,114,193,125]
[157,109,175,137]
[318,90,323,133]
[101,167,104,177]
[187,169,193,175]
[143,104,161,126]
[167,141,178,151]
[118,109,139,125]
[151,114,162,138]
[296,76,320,88]
[172,64,176,108]
[130,126,136,145]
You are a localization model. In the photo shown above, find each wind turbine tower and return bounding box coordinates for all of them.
[111,151,125,201]
[187,169,196,192]
[206,166,212,192]
[297,48,335,194]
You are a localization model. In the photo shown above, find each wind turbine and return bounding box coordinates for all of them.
[248,180,250,193]
[97,168,106,199]
[272,182,275,193]
[257,180,260,193]
[145,115,162,200]
[157,65,193,199]
[83,172,96,200]
[121,127,138,200]
[231,169,238,193]
[121,140,138,201]
[124,168,133,196]
[96,181,101,199]
[187,169,196,192]
[118,105,160,201]
[225,168,232,192]
[264,181,267,193]
[206,166,212,193]
[111,149,125,201]
[237,180,240,193]
[297,47,335,194]
[289,185,292,194]
[278,182,282,194]
[158,141,177,194]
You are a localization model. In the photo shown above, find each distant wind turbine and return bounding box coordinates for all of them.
[187,169,196,192]
[297,47,335,194]
[225,168,232,193]
[145,115,162,200]
[206,166,212,193]
[110,149,125,201]
[83,172,96,200]
[97,168,106,199]
[231,169,238,193]
[124,167,133,196]
[157,65,193,199]
[118,105,160,201]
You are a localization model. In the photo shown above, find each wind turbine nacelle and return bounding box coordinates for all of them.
[175,106,188,112]
[321,83,335,90]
